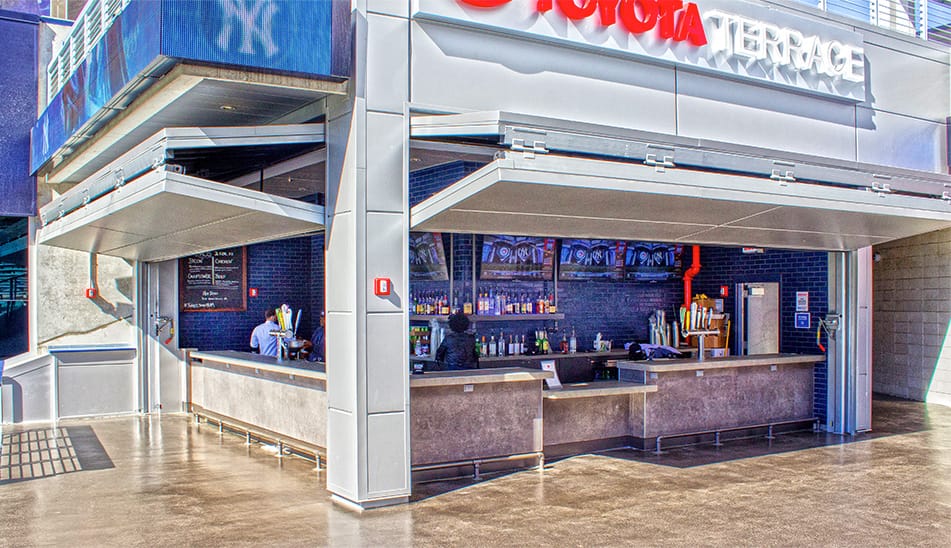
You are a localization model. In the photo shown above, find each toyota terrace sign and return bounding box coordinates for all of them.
[415,0,866,101]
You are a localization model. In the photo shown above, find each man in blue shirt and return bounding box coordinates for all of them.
[250,308,280,357]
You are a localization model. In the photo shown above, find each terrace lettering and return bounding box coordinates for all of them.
[706,10,864,83]
[458,0,708,46]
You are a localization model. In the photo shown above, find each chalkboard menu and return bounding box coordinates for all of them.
[180,247,247,312]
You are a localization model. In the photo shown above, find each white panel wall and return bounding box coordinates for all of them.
[409,4,950,173]
[411,22,677,134]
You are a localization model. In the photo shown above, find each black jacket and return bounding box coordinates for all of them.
[434,332,480,371]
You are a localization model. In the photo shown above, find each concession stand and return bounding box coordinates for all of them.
[18,0,951,511]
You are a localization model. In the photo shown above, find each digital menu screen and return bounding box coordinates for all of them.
[480,235,555,280]
[410,232,449,281]
[624,242,684,281]
[559,239,625,280]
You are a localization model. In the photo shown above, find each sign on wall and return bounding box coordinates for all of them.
[180,247,247,312]
[418,0,866,101]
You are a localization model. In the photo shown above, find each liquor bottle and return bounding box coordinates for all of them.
[561,334,569,354]
[569,328,577,354]
[475,336,481,357]
[441,294,450,316]
[489,335,497,356]
[464,297,473,315]
[480,335,487,357]
[520,334,526,355]
[508,335,516,356]
[494,290,501,316]
[549,294,557,314]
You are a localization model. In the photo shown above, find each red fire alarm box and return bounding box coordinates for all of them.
[720,285,729,297]
[85,288,97,299]
[374,278,391,296]
[249,288,259,298]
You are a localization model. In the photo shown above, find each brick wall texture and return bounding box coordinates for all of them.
[179,236,321,351]
[873,228,951,407]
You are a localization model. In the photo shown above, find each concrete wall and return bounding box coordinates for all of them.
[873,228,951,407]
[35,245,135,349]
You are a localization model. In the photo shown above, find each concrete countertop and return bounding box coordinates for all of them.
[411,350,629,363]
[190,350,327,381]
[410,367,553,388]
[617,353,825,373]
[543,381,658,399]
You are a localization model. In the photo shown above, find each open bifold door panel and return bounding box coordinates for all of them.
[37,124,325,262]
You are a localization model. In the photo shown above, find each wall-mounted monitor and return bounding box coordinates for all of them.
[559,239,624,280]
[623,242,684,281]
[480,235,555,280]
[410,232,449,281]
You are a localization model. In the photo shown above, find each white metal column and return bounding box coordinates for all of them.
[828,250,869,435]
[855,247,873,432]
[325,2,412,509]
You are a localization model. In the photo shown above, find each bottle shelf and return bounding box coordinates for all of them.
[410,313,564,322]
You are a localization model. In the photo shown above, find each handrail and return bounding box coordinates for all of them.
[45,0,131,103]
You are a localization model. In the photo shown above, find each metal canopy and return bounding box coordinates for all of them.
[40,124,325,226]
[37,170,324,262]
[411,153,951,251]
[411,111,951,200]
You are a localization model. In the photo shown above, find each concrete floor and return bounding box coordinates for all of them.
[2,397,950,547]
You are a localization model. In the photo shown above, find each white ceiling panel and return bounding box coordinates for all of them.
[38,171,324,262]
[412,153,951,251]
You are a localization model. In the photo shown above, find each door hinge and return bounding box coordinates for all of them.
[511,138,548,159]
[770,161,796,185]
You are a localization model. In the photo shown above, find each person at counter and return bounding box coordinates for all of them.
[307,311,326,363]
[250,308,280,358]
[434,312,479,370]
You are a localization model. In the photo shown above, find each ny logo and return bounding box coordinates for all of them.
[217,0,279,57]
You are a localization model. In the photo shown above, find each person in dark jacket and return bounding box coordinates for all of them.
[434,312,479,370]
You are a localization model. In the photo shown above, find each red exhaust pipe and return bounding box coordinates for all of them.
[683,245,701,307]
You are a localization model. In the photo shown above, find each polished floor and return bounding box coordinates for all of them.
[2,396,950,547]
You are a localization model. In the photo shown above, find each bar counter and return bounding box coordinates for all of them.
[188,351,327,456]
[410,367,551,467]
[618,353,824,443]
[184,350,824,477]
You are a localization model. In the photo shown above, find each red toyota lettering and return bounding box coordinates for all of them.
[619,0,658,34]
[458,0,511,7]
[457,0,708,47]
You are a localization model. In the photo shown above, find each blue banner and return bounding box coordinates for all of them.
[32,0,348,174]
[162,0,333,76]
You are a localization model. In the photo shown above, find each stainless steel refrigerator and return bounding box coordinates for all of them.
[735,282,780,355]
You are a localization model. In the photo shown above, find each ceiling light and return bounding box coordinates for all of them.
[219,105,237,111]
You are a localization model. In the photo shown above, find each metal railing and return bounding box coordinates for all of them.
[803,0,951,45]
[45,0,130,104]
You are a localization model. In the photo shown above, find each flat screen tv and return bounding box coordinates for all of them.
[623,242,683,281]
[480,235,555,280]
[559,239,625,280]
[410,232,449,281]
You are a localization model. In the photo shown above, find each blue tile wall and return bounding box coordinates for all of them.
[179,237,317,351]
[409,161,484,207]
[308,234,325,340]
[691,247,829,421]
